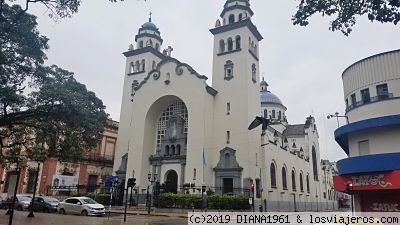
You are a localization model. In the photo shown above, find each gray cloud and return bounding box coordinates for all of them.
[28,0,400,161]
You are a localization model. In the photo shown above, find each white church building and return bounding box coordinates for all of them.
[113,0,337,211]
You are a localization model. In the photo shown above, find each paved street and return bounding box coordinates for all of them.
[0,210,187,225]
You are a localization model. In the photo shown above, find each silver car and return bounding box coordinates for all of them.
[58,197,105,216]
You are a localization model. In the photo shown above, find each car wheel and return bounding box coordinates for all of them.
[81,210,88,216]
[59,208,65,214]
[17,206,23,211]
[44,208,50,213]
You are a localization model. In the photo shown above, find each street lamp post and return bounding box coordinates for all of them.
[327,112,348,127]
[27,162,41,218]
[146,173,157,215]
[347,183,354,215]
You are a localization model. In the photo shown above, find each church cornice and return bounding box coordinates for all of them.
[135,33,163,44]
[220,4,254,18]
[123,46,166,59]
[206,86,218,96]
[132,57,208,92]
[224,0,250,8]
[209,19,263,41]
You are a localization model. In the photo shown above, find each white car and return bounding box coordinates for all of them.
[58,197,105,216]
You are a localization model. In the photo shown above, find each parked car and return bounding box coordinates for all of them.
[29,196,59,213]
[2,195,32,211]
[58,197,105,216]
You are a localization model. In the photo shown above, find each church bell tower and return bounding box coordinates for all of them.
[210,0,264,191]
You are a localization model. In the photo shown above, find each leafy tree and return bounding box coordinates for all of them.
[0,0,123,20]
[0,4,107,167]
[293,0,400,35]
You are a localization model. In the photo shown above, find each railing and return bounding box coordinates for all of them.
[82,153,114,164]
[346,93,395,112]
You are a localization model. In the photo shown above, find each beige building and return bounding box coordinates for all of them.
[0,119,118,197]
[114,0,337,211]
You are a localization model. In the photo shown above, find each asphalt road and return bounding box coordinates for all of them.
[0,210,187,225]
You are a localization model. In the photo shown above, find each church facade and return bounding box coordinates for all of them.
[113,0,337,211]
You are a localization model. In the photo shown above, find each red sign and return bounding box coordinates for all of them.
[334,170,400,191]
[361,191,400,212]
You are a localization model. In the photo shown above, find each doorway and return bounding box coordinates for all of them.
[223,178,233,195]
[164,170,178,194]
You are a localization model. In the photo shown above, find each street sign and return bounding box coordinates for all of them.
[105,176,119,187]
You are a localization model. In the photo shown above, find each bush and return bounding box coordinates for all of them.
[155,193,176,208]
[86,193,111,206]
[155,193,249,210]
[207,194,249,210]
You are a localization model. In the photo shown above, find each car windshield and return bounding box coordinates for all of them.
[81,198,97,204]
[44,197,59,203]
[19,196,31,201]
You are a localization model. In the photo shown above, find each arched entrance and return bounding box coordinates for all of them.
[164,170,178,194]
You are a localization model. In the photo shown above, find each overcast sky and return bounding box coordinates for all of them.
[27,0,400,162]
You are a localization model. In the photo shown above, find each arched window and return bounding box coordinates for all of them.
[219,40,225,53]
[300,172,304,192]
[228,14,235,24]
[171,145,176,155]
[135,61,140,72]
[306,174,310,193]
[270,163,276,188]
[291,170,296,191]
[227,38,233,51]
[235,35,241,49]
[282,167,287,190]
[146,39,153,47]
[264,109,268,118]
[139,41,144,48]
[278,111,282,120]
[312,146,319,181]
[130,62,135,73]
[141,59,145,71]
[272,110,276,118]
[238,13,243,21]
[155,43,160,51]
[165,145,170,155]
[176,144,181,155]
[193,168,196,180]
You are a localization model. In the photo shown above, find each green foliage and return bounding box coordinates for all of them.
[86,193,111,206]
[155,193,177,208]
[155,193,249,210]
[292,0,400,35]
[207,194,250,210]
[0,3,107,167]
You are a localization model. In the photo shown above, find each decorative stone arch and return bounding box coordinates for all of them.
[144,95,189,186]
[214,147,243,195]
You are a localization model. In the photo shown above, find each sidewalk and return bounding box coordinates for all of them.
[108,206,189,218]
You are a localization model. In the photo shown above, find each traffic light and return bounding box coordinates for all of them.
[127,178,136,188]
[250,183,255,192]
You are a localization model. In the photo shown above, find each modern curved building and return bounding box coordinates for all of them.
[334,49,400,212]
